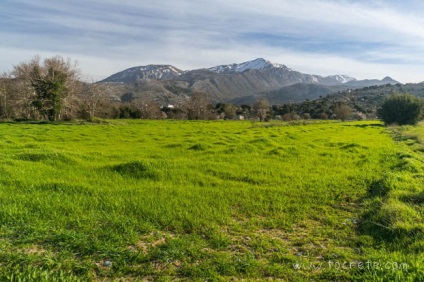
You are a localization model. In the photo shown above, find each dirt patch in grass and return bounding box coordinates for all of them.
[127,232,175,254]
[21,245,48,255]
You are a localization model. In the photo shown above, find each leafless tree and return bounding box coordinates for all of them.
[282,112,301,121]
[0,72,37,119]
[253,98,270,122]
[76,83,110,120]
[0,74,12,119]
[131,97,163,119]
[334,104,352,121]
[185,92,211,120]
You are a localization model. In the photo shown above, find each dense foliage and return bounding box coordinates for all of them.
[377,93,424,125]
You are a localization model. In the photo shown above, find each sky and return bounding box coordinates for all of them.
[1,0,424,83]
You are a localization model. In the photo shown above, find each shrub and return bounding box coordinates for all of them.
[334,104,352,121]
[352,112,366,121]
[282,112,300,121]
[377,93,424,125]
[318,112,328,120]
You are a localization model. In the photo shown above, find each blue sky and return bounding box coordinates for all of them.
[1,0,424,82]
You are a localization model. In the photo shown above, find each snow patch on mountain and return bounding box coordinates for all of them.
[101,65,185,83]
[326,75,357,84]
[208,58,290,74]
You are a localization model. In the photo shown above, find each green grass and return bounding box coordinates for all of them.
[0,120,422,280]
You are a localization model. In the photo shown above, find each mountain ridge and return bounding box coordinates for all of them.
[100,65,185,83]
[99,58,400,105]
[206,58,289,74]
[100,58,378,86]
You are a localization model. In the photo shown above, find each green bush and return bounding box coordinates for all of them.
[377,93,424,125]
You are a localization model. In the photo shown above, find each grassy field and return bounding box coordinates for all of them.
[0,119,422,281]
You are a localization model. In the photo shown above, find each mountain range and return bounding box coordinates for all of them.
[99,58,400,105]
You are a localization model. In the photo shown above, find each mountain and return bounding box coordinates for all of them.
[207,58,289,74]
[98,58,400,105]
[344,76,399,88]
[100,65,184,83]
[326,75,356,84]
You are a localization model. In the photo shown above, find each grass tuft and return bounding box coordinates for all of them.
[110,161,159,180]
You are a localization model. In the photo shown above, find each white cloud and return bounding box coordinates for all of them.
[1,0,423,83]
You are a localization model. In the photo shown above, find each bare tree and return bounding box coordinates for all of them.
[185,92,211,120]
[282,112,301,121]
[0,72,37,120]
[131,97,163,119]
[76,83,110,120]
[334,104,352,121]
[253,98,270,122]
[0,74,12,119]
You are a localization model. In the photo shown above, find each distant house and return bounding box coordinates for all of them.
[161,104,174,109]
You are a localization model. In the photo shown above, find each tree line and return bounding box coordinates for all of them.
[1,56,423,124]
[0,56,360,122]
[0,56,246,121]
[0,56,105,121]
[0,56,275,121]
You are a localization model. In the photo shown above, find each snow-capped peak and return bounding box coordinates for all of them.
[208,58,288,74]
[132,65,184,80]
[327,75,357,84]
[100,65,185,83]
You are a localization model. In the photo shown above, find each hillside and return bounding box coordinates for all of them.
[320,82,424,113]
[268,82,424,119]
[229,83,350,105]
